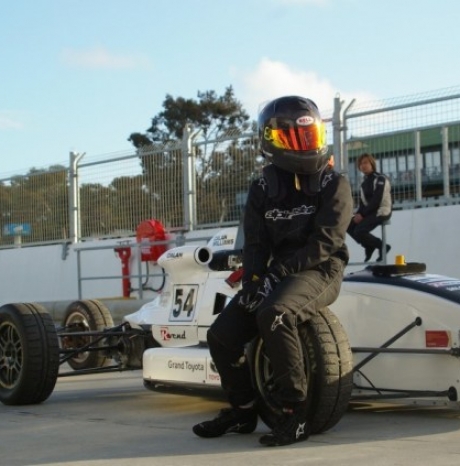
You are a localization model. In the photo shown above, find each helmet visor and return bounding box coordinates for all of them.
[263,122,326,153]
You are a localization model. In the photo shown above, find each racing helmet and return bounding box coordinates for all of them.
[258,96,329,174]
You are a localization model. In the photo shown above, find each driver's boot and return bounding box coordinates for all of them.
[259,404,310,447]
[193,406,258,438]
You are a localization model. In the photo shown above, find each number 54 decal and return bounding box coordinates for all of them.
[170,285,198,321]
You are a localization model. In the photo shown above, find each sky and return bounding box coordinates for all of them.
[1,0,459,176]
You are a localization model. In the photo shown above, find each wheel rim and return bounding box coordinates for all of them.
[253,341,283,417]
[0,322,23,389]
[61,311,92,365]
[253,335,313,416]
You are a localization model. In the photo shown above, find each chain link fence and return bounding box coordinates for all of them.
[0,167,69,246]
[1,86,460,248]
[342,87,460,207]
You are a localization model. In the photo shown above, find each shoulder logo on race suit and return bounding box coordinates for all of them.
[321,172,334,188]
[258,177,268,192]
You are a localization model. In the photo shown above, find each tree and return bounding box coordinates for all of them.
[128,86,251,145]
[0,165,69,245]
[127,87,261,228]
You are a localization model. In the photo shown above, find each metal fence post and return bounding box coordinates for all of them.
[414,131,422,202]
[68,151,85,243]
[342,98,356,178]
[332,95,344,173]
[441,126,450,198]
[182,126,197,231]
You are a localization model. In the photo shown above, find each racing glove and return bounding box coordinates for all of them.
[238,267,284,312]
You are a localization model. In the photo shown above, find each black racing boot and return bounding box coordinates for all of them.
[193,407,258,438]
[377,244,391,262]
[259,406,310,447]
[364,246,376,262]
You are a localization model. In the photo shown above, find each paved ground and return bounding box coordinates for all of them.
[2,369,460,466]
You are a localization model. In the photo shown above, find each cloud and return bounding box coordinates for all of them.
[0,113,23,130]
[236,58,377,118]
[61,46,151,70]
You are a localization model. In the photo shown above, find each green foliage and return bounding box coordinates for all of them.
[126,86,262,227]
[128,86,251,145]
[0,166,69,245]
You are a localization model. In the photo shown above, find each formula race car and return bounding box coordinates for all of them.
[1,227,460,435]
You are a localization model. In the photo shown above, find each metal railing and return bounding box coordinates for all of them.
[2,85,460,248]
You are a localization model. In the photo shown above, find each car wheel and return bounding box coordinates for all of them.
[250,306,353,434]
[0,302,59,405]
[61,300,114,370]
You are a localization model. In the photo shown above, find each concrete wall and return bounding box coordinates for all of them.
[346,204,460,277]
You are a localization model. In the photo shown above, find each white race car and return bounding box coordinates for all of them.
[1,228,460,435]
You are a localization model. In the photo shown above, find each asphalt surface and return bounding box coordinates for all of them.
[2,368,460,466]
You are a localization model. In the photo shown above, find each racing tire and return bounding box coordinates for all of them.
[0,303,59,405]
[250,307,353,434]
[61,300,114,370]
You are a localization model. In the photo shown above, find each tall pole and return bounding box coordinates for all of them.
[182,126,197,231]
[68,151,85,243]
[332,95,343,173]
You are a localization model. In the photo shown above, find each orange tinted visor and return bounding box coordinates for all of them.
[264,122,326,152]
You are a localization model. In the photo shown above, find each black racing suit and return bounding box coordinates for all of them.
[347,171,392,251]
[207,165,353,409]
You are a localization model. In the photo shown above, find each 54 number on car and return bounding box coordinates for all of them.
[170,285,198,321]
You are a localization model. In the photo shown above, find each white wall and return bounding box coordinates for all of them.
[0,239,123,306]
[346,204,460,277]
[0,204,459,307]
[0,232,216,307]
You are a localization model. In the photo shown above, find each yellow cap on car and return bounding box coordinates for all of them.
[395,255,405,265]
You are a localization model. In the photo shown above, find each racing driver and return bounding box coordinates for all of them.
[193,95,353,446]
